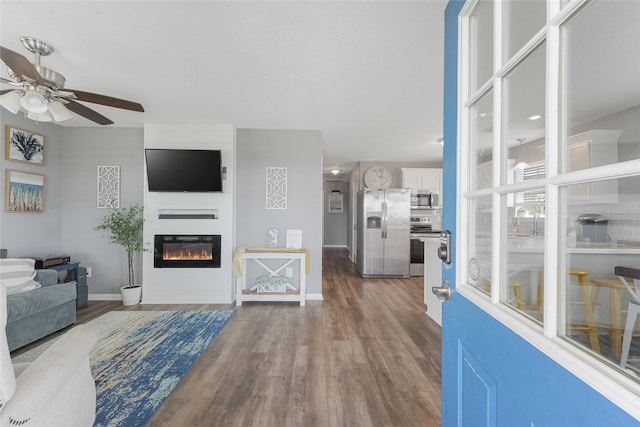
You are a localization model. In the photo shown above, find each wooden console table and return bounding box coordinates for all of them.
[234,248,308,306]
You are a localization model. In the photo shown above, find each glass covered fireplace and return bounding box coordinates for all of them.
[154,234,221,268]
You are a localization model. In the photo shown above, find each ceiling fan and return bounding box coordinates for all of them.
[0,36,144,125]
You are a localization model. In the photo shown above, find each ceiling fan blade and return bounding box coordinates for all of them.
[64,99,114,125]
[64,89,144,112]
[0,89,14,95]
[0,46,43,85]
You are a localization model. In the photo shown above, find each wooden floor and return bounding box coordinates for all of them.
[20,248,443,426]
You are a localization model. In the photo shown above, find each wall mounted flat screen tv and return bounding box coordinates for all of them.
[145,149,223,192]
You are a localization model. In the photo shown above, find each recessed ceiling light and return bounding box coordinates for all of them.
[528,114,542,121]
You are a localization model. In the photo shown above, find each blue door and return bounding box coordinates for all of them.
[440,1,638,425]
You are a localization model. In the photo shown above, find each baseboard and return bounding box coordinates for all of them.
[90,293,323,302]
[89,293,121,301]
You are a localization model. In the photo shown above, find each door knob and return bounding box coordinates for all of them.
[432,280,451,302]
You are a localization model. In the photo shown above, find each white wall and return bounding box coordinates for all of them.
[236,129,323,298]
[142,124,235,304]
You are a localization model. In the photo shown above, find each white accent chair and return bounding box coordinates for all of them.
[616,266,640,371]
[0,284,99,426]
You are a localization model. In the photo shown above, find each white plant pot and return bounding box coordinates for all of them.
[121,285,142,306]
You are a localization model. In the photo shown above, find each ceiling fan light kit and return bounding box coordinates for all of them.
[0,36,144,125]
[0,90,23,114]
[26,110,52,122]
[20,89,47,113]
[47,99,74,121]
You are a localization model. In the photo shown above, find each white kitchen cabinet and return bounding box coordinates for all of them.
[401,168,443,194]
[566,130,621,204]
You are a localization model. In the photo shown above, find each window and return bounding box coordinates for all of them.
[459,0,640,390]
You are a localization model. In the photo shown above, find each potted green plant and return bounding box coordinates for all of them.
[96,203,146,305]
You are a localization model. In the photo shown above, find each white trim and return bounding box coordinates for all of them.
[550,159,640,186]
[89,293,121,301]
[456,9,469,294]
[90,293,324,302]
[305,293,324,301]
[458,285,640,420]
[456,0,640,420]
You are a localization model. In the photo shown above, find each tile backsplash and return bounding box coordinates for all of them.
[569,200,640,242]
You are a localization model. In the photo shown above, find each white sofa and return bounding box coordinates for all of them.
[0,284,99,426]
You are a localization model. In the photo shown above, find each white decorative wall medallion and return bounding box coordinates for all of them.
[97,166,120,208]
[266,167,287,209]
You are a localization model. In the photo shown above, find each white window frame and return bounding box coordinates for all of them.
[455,0,640,418]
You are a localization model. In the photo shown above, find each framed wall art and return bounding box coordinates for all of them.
[328,191,344,213]
[5,126,45,165]
[5,169,45,213]
[97,166,120,208]
[266,167,287,209]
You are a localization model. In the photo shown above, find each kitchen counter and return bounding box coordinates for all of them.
[508,236,640,254]
[422,237,443,326]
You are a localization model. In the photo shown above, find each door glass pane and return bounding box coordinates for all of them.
[470,0,494,92]
[562,0,640,171]
[503,1,546,61]
[562,176,640,376]
[504,44,546,185]
[471,91,494,191]
[504,190,545,319]
[467,196,492,294]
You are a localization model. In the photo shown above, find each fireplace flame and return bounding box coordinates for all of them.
[163,246,213,261]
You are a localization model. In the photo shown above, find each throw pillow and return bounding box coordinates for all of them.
[0,259,41,295]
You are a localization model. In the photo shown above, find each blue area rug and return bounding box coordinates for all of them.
[14,310,235,427]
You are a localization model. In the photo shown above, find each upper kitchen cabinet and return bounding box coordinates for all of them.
[566,130,622,203]
[401,168,443,193]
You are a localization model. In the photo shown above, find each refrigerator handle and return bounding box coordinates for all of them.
[381,201,388,239]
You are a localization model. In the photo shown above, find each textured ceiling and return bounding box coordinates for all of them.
[0,1,446,176]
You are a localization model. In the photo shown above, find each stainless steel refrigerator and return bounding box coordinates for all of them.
[356,188,410,278]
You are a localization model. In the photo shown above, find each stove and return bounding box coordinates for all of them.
[409,219,441,276]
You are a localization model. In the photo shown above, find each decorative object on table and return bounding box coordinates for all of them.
[95,204,146,305]
[267,228,279,248]
[328,191,344,213]
[0,37,144,125]
[266,167,287,209]
[5,125,45,165]
[5,169,44,212]
[364,165,392,189]
[286,229,303,249]
[13,309,236,427]
[255,275,289,293]
[97,166,120,209]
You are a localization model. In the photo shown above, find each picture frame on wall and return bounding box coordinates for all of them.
[5,125,45,165]
[328,191,344,213]
[5,169,45,213]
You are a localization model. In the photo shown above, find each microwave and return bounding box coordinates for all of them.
[411,190,439,208]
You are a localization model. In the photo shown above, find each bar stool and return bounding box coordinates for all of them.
[590,277,627,360]
[536,268,600,354]
[614,266,640,369]
[483,278,525,311]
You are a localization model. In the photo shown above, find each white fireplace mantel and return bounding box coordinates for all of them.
[141,124,235,304]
